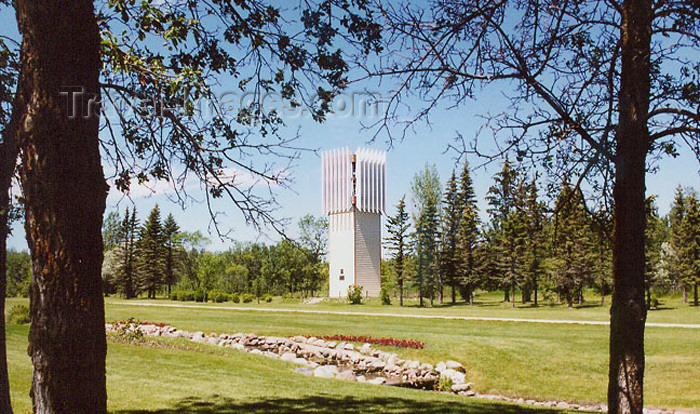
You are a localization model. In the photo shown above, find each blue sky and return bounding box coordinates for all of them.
[3,4,699,252]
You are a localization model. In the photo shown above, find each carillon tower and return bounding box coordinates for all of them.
[322,147,386,298]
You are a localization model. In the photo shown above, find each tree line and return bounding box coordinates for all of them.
[100,207,328,301]
[385,159,700,308]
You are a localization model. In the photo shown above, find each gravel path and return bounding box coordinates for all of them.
[117,302,700,329]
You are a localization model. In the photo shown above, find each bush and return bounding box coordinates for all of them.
[262,293,273,303]
[209,290,229,303]
[241,293,254,303]
[170,291,179,301]
[348,285,364,305]
[230,292,241,303]
[176,290,194,301]
[193,290,207,302]
[380,288,391,305]
[7,305,31,324]
[437,376,454,392]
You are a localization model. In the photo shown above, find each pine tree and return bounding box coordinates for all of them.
[162,213,181,297]
[138,205,165,299]
[677,193,700,306]
[522,178,546,306]
[385,195,411,306]
[549,184,597,307]
[486,158,526,306]
[644,196,666,308]
[668,186,689,302]
[440,171,461,303]
[411,165,441,307]
[456,199,480,304]
[115,207,140,299]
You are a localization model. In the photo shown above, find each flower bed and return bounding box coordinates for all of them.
[316,334,425,349]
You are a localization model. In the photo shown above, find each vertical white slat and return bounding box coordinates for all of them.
[381,151,386,213]
[343,147,349,211]
[356,148,362,211]
[370,150,376,213]
[360,150,367,211]
[333,149,339,213]
[321,151,326,213]
[330,149,335,213]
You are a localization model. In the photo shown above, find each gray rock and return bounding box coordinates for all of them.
[452,383,472,393]
[314,365,339,378]
[555,402,569,409]
[293,358,309,365]
[280,352,298,362]
[368,377,386,385]
[207,337,221,346]
[295,367,314,376]
[356,375,366,382]
[336,370,357,381]
[445,360,465,373]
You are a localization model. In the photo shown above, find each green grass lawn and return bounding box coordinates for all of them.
[99,290,700,325]
[6,324,564,414]
[5,295,699,412]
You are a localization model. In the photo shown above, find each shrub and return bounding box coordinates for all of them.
[649,297,660,310]
[177,290,194,301]
[170,291,179,301]
[193,290,206,302]
[437,376,454,392]
[380,288,391,305]
[262,294,273,303]
[230,292,241,303]
[209,290,229,303]
[347,285,364,305]
[241,293,255,303]
[7,305,30,324]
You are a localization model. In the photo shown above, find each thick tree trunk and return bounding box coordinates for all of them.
[0,133,18,414]
[608,1,651,413]
[14,1,108,413]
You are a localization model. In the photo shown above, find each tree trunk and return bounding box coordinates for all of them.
[504,288,509,302]
[511,284,516,308]
[0,65,22,414]
[608,1,651,413]
[682,285,687,303]
[533,280,538,307]
[694,282,698,307]
[398,278,403,307]
[451,280,456,304]
[14,1,108,412]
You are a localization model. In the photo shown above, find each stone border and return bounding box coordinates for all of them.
[105,322,686,414]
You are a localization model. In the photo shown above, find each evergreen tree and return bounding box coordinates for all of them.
[522,178,546,306]
[668,186,689,302]
[486,158,526,306]
[644,196,667,308]
[385,195,411,306]
[549,184,597,306]
[677,193,700,306]
[456,198,481,304]
[162,213,181,297]
[115,207,140,299]
[440,171,461,303]
[138,205,165,299]
[411,165,441,307]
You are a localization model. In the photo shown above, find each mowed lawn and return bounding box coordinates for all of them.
[5,296,700,412]
[106,291,700,325]
[6,324,563,414]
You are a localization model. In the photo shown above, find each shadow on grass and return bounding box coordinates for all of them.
[117,395,558,414]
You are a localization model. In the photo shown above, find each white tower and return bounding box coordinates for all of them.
[322,147,386,298]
